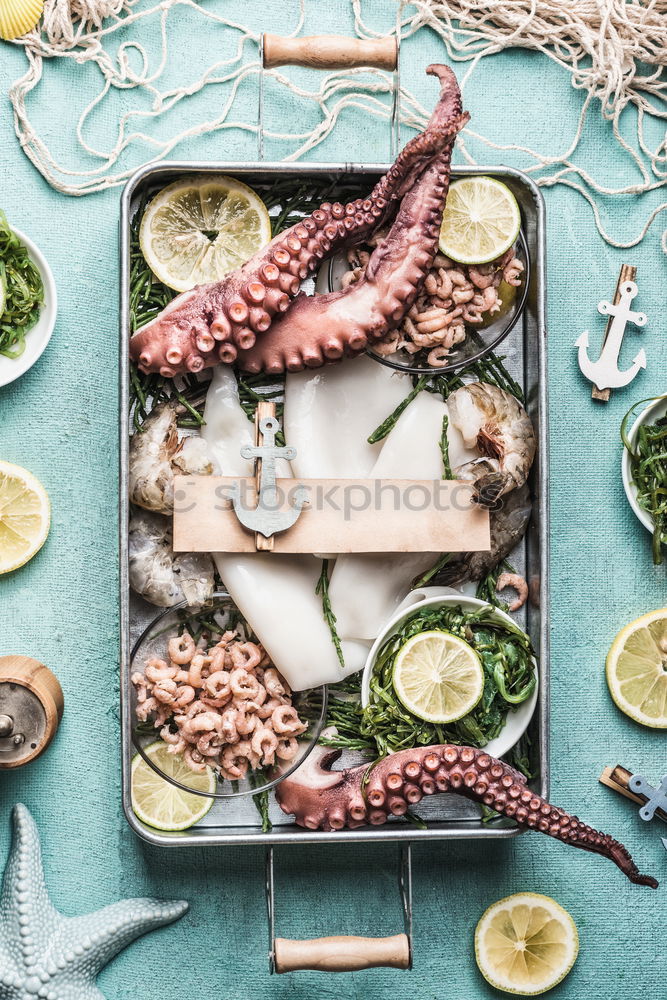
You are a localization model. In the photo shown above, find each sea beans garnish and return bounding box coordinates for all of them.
[0,211,44,360]
[324,604,536,758]
[621,397,667,565]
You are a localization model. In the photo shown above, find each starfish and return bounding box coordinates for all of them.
[0,804,188,999]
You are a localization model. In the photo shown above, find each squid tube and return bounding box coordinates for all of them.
[202,367,367,691]
[327,389,471,641]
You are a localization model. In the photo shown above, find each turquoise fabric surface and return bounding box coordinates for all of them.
[0,3,665,997]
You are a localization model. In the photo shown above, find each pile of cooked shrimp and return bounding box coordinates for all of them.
[132,628,307,779]
[343,236,524,367]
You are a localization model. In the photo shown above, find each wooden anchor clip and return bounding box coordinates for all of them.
[576,264,647,401]
[236,400,308,552]
[600,764,667,824]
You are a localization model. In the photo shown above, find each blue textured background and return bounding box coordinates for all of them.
[0,3,665,996]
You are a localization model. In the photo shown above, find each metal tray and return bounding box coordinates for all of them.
[119,161,548,848]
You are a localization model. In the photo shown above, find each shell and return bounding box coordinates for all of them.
[0,0,44,40]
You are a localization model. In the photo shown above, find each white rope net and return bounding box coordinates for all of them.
[7,0,667,250]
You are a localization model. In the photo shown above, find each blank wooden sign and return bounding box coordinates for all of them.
[173,475,490,554]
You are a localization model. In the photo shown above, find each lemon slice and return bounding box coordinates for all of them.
[392,630,484,723]
[606,609,667,728]
[440,177,521,264]
[131,742,216,831]
[475,892,579,995]
[0,460,50,574]
[139,175,272,292]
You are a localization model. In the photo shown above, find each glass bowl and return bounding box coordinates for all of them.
[325,229,529,376]
[130,592,328,799]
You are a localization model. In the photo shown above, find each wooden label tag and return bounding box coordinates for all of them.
[173,475,490,554]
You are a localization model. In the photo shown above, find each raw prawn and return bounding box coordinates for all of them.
[128,508,215,607]
[129,399,214,515]
[441,484,532,586]
[447,382,536,507]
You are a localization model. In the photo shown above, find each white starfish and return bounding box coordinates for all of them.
[0,804,187,999]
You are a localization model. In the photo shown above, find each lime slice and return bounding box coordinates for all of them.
[475,892,579,995]
[392,630,484,723]
[139,175,272,292]
[440,177,521,265]
[606,609,667,728]
[131,742,216,831]
[0,460,50,574]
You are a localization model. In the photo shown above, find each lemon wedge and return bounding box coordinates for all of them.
[606,609,667,728]
[475,892,579,995]
[0,460,50,574]
[392,630,484,723]
[131,742,216,831]
[440,176,521,265]
[139,175,272,292]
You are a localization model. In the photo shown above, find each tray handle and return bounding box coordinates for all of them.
[263,34,397,71]
[266,844,413,973]
[274,934,409,973]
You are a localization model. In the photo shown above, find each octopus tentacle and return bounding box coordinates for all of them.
[238,66,467,373]
[130,65,467,377]
[276,743,658,888]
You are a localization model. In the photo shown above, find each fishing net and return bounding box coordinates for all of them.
[6,0,667,250]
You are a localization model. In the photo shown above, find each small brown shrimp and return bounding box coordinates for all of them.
[145,658,178,684]
[197,730,224,757]
[135,696,157,722]
[230,668,261,701]
[496,572,529,612]
[231,641,263,671]
[183,746,207,773]
[181,711,221,742]
[177,652,208,688]
[271,705,306,736]
[131,672,150,703]
[168,631,196,665]
[201,670,231,707]
[252,727,278,766]
[233,703,259,736]
[219,745,249,780]
[173,685,195,709]
[160,726,186,754]
[263,668,290,699]
[257,696,287,720]
[153,678,178,704]
[275,738,299,762]
[503,257,524,287]
[220,708,239,744]
[468,263,495,289]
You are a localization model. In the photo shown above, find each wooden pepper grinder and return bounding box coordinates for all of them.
[0,656,63,768]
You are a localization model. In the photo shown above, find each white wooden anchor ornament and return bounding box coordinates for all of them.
[575,279,647,391]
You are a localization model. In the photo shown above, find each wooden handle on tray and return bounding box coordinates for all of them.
[263,34,398,71]
[274,933,410,973]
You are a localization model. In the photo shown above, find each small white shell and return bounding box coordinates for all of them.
[0,0,44,40]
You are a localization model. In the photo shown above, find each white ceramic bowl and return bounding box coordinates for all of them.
[361,586,539,759]
[621,395,667,534]
[0,229,57,388]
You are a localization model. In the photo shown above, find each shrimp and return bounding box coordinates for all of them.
[252,727,278,766]
[496,572,529,612]
[441,484,532,586]
[219,745,249,780]
[169,632,196,665]
[263,668,290,699]
[275,738,299,762]
[201,671,232,707]
[271,705,307,737]
[129,508,215,607]
[129,400,214,515]
[447,382,536,508]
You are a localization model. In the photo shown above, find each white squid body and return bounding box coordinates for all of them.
[202,367,369,691]
[323,387,470,641]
